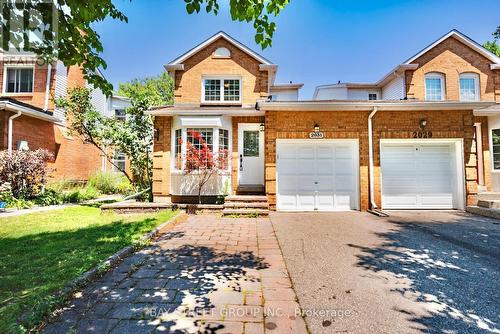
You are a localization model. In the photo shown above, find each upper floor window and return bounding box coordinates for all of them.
[113,151,126,172]
[115,109,126,121]
[459,73,480,101]
[5,67,34,93]
[368,93,377,100]
[203,77,241,103]
[213,47,231,58]
[425,73,445,101]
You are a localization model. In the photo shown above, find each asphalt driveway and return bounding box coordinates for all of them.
[271,211,500,334]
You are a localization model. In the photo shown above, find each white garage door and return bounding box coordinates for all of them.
[276,140,359,211]
[381,142,463,209]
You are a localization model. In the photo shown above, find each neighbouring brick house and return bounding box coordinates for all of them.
[0,53,131,181]
[150,30,500,212]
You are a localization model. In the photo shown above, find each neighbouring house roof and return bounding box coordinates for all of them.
[0,97,59,122]
[271,83,304,91]
[165,31,275,69]
[314,29,500,99]
[146,104,264,117]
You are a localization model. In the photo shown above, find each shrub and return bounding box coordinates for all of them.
[62,186,100,203]
[33,189,63,206]
[87,171,132,194]
[0,149,53,199]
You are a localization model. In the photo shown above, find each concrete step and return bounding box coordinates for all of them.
[466,206,500,220]
[477,200,500,209]
[237,185,265,195]
[222,208,269,216]
[225,195,268,202]
[477,192,500,201]
[224,202,269,209]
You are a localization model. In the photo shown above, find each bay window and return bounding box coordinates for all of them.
[202,77,241,103]
[174,127,230,171]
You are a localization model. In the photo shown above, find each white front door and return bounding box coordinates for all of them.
[276,140,359,211]
[380,141,464,209]
[238,124,264,185]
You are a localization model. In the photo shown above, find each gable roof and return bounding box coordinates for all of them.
[404,29,500,65]
[166,31,274,67]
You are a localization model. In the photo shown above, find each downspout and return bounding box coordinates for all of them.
[43,63,52,111]
[368,107,378,210]
[8,110,22,154]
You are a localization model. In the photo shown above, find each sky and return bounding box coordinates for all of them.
[95,0,500,99]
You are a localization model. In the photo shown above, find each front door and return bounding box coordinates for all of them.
[238,123,264,185]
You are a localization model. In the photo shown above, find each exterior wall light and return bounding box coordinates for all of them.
[314,123,320,133]
[259,123,265,132]
[419,119,427,130]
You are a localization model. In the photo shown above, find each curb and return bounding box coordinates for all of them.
[33,210,187,332]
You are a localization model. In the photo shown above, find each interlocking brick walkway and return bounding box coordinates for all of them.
[43,215,307,334]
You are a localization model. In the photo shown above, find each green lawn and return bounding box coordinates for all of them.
[0,206,177,333]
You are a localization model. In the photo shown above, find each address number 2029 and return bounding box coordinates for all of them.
[412,131,432,138]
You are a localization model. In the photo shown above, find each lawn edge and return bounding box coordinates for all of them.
[31,209,187,333]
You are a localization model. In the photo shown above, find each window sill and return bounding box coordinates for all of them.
[2,92,34,97]
[200,102,242,106]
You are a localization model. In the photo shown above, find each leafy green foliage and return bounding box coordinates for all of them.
[87,171,132,195]
[118,72,174,107]
[62,186,101,203]
[33,189,63,206]
[0,206,176,332]
[1,1,289,94]
[185,0,290,48]
[484,25,500,57]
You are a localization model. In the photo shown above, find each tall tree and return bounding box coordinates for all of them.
[1,0,290,95]
[484,25,500,57]
[117,72,174,107]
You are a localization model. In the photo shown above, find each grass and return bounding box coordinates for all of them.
[0,206,177,333]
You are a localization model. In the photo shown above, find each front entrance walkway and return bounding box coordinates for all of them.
[43,215,307,334]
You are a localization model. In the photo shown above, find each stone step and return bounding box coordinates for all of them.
[224,202,269,209]
[225,195,268,202]
[222,208,269,216]
[477,200,500,209]
[466,206,500,220]
[477,192,500,201]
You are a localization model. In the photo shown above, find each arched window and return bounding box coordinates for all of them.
[459,73,480,101]
[425,73,445,101]
[213,47,231,58]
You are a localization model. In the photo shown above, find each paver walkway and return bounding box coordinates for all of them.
[43,215,307,334]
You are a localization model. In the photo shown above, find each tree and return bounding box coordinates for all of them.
[118,72,174,107]
[484,25,500,57]
[183,130,228,204]
[1,0,290,95]
[56,87,154,199]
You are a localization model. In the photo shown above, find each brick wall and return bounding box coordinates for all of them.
[405,35,497,101]
[152,116,172,202]
[265,109,486,211]
[173,38,268,105]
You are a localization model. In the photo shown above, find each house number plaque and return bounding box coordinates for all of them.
[309,132,325,139]
[412,131,433,138]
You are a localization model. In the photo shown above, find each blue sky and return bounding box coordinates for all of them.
[96,0,500,99]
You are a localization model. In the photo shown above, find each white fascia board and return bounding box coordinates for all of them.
[166,31,274,67]
[491,64,500,70]
[404,30,500,65]
[474,104,500,116]
[164,64,184,72]
[271,83,304,91]
[179,116,223,127]
[259,101,495,112]
[0,101,60,122]
[146,108,265,117]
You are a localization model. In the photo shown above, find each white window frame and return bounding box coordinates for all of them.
[424,73,445,101]
[459,73,480,102]
[213,47,231,58]
[113,152,126,172]
[172,126,231,172]
[201,75,242,104]
[368,93,377,100]
[114,109,126,121]
[3,64,35,95]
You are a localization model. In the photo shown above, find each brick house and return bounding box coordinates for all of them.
[149,30,500,212]
[0,54,130,181]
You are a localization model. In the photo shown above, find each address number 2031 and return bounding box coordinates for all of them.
[412,131,432,138]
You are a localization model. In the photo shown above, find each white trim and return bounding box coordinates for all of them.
[424,72,445,101]
[459,72,480,102]
[167,31,274,67]
[147,108,264,117]
[489,127,500,172]
[2,64,35,94]
[379,138,465,210]
[275,139,360,212]
[0,101,59,122]
[404,30,500,65]
[201,75,242,104]
[238,123,265,186]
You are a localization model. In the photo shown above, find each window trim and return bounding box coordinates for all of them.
[171,126,231,172]
[201,75,242,104]
[2,64,35,95]
[424,72,445,101]
[492,128,500,171]
[114,109,126,121]
[112,152,126,172]
[368,93,377,101]
[459,72,480,102]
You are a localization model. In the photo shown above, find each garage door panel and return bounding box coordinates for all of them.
[381,142,460,209]
[277,140,358,211]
